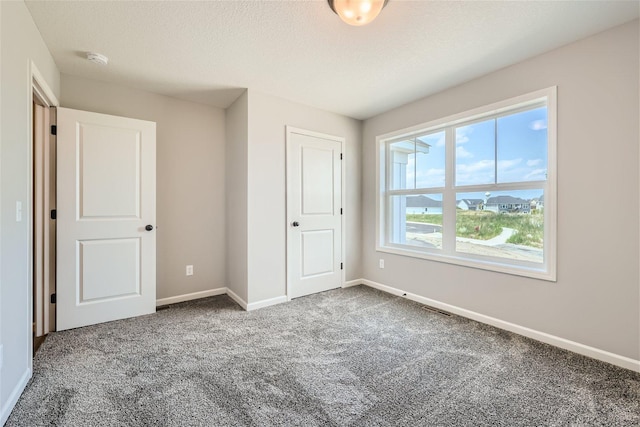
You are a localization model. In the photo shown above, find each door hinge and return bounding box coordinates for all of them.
[50,125,57,136]
[340,153,343,160]
[50,209,56,220]
[50,293,56,304]
[340,208,343,215]
[340,262,343,270]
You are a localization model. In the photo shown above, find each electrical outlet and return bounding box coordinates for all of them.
[186,265,193,276]
[379,259,385,269]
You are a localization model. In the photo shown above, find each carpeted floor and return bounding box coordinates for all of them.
[7,285,640,426]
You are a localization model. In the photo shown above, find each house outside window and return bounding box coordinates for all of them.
[376,87,557,280]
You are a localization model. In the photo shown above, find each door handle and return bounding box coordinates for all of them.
[145,225,154,231]
[292,221,300,227]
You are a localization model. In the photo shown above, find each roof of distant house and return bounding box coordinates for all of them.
[406,195,442,208]
[486,196,530,205]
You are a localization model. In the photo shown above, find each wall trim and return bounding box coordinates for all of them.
[24,60,60,396]
[156,288,226,307]
[1,368,31,425]
[247,295,288,311]
[31,61,60,108]
[343,279,363,288]
[360,278,640,373]
[225,288,248,311]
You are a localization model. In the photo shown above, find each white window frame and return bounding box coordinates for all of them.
[376,87,557,281]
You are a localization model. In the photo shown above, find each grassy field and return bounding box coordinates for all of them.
[406,210,544,248]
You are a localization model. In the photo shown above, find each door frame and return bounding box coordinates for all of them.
[285,126,346,301]
[28,61,59,372]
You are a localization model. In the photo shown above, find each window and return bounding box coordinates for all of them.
[377,88,556,280]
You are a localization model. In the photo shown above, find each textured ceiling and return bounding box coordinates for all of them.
[25,1,638,120]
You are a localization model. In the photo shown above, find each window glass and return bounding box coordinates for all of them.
[415,131,446,189]
[455,190,544,263]
[389,194,443,249]
[389,140,415,190]
[455,119,496,186]
[497,107,548,183]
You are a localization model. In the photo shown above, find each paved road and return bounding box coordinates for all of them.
[406,221,441,234]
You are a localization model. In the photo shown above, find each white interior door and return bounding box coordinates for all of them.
[287,127,343,299]
[56,107,156,331]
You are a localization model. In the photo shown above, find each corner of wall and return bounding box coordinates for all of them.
[224,90,249,302]
[0,0,61,419]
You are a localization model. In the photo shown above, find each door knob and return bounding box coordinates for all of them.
[292,221,300,227]
[145,225,154,231]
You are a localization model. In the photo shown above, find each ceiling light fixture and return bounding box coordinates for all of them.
[328,0,388,26]
[86,52,109,66]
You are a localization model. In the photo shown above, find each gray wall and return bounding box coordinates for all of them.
[61,75,227,300]
[2,5,636,420]
[246,90,362,304]
[225,91,249,302]
[362,20,639,359]
[0,0,60,414]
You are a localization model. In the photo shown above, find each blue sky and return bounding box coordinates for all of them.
[405,107,547,200]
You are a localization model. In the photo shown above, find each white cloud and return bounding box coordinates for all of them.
[456,135,469,145]
[456,159,494,173]
[456,146,473,159]
[526,158,542,167]
[456,125,471,145]
[529,120,547,131]
[455,172,494,186]
[497,158,522,170]
[416,168,445,187]
[524,168,547,180]
[435,134,446,147]
[418,168,445,177]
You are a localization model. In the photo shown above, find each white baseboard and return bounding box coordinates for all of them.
[225,288,248,311]
[247,295,288,311]
[1,368,31,425]
[158,287,286,313]
[360,278,640,373]
[156,287,226,306]
[343,279,363,288]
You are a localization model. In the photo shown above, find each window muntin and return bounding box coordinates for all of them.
[377,88,556,280]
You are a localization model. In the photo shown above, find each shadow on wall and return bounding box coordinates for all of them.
[166,87,246,109]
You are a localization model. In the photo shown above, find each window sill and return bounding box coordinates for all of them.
[376,245,556,282]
